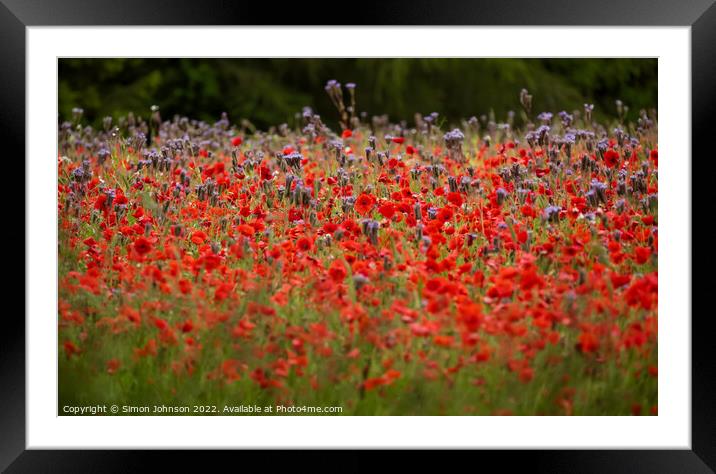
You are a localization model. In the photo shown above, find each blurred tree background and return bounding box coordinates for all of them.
[59,58,656,130]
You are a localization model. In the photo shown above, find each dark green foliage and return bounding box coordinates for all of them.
[59,58,656,130]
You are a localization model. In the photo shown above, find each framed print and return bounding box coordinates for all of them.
[5,0,716,471]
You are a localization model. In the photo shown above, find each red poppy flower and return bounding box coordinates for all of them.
[134,237,153,255]
[94,194,108,211]
[178,279,192,295]
[296,237,312,252]
[180,319,194,333]
[106,358,121,374]
[231,136,243,147]
[446,192,463,207]
[328,260,347,283]
[577,331,599,353]
[378,202,395,219]
[133,339,157,358]
[222,359,242,382]
[433,335,454,348]
[610,272,631,288]
[191,231,207,245]
[153,317,169,331]
[604,149,620,168]
[214,282,233,301]
[355,193,375,216]
[633,246,652,264]
[63,340,80,358]
[237,224,255,237]
[649,149,658,165]
[519,367,534,383]
[437,207,453,222]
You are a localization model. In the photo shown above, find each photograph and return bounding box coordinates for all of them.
[56,58,658,416]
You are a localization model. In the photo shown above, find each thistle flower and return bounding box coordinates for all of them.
[616,99,628,122]
[325,79,354,130]
[519,88,533,114]
[536,125,551,147]
[342,196,356,213]
[72,167,85,182]
[537,112,553,124]
[496,188,508,206]
[443,129,465,161]
[443,128,465,147]
[363,220,380,245]
[584,103,594,123]
[590,179,608,205]
[353,274,369,291]
[459,176,472,193]
[543,205,561,222]
[563,133,576,157]
[414,202,422,221]
[615,199,626,214]
[97,147,111,165]
[71,107,84,123]
[558,111,573,128]
[448,176,458,193]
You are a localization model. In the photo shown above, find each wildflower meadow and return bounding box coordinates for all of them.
[58,78,658,415]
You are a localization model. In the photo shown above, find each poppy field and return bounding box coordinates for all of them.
[58,82,658,415]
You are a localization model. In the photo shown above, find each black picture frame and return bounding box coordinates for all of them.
[4,0,715,471]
